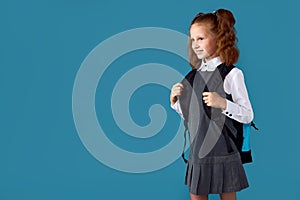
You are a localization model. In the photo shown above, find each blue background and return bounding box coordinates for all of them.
[1,0,299,199]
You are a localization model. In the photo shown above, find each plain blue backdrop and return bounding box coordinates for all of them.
[1,0,300,199]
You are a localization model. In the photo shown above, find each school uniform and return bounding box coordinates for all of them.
[171,57,253,195]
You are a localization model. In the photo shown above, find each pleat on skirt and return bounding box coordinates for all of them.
[185,152,249,195]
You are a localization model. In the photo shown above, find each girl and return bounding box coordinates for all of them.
[170,9,254,200]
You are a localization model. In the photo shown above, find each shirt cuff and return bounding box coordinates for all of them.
[222,100,238,118]
[170,100,184,118]
[170,100,178,110]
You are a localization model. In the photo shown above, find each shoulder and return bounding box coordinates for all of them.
[185,68,197,78]
[224,67,249,95]
[226,67,244,80]
[182,68,197,84]
[224,67,246,89]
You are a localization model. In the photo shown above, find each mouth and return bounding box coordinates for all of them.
[195,50,204,54]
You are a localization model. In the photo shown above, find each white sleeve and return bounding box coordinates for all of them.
[170,100,184,119]
[222,68,254,123]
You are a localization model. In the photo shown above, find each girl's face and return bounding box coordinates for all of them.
[190,23,218,62]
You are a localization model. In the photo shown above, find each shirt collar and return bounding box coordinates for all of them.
[198,57,222,71]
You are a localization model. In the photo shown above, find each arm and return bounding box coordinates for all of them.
[222,68,254,123]
[170,83,184,118]
[170,100,184,118]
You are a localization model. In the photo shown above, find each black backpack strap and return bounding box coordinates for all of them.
[217,64,235,80]
[179,69,197,163]
[181,127,188,163]
[251,121,259,130]
[179,69,197,121]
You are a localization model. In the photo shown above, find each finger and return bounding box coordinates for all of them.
[172,85,183,91]
[173,88,183,96]
[203,96,209,103]
[172,86,180,93]
[174,87,183,93]
[177,85,184,91]
[202,92,210,97]
[174,83,184,89]
[177,83,184,88]
[173,91,181,96]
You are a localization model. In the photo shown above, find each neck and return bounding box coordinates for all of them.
[204,56,217,62]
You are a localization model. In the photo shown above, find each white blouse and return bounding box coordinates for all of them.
[171,57,254,124]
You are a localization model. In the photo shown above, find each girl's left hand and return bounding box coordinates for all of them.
[202,92,227,110]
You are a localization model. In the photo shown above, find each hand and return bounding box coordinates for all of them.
[170,83,184,105]
[202,92,227,110]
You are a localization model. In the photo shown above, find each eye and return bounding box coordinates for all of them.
[199,37,204,40]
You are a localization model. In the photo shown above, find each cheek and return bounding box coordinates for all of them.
[205,42,217,54]
[191,41,196,49]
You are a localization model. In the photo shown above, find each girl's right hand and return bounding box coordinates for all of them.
[170,83,184,105]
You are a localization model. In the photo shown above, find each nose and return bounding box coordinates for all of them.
[192,41,200,49]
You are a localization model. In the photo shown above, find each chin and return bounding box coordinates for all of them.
[197,56,206,60]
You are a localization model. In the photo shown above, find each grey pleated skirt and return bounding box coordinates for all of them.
[185,152,249,195]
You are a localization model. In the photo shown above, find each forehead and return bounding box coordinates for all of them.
[190,23,210,37]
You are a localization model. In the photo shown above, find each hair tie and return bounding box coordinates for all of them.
[212,9,219,16]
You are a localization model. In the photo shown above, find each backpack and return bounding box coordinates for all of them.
[179,64,258,164]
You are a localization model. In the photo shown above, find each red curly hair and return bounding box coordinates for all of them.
[188,9,239,68]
